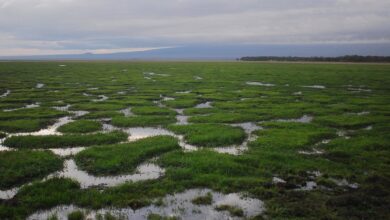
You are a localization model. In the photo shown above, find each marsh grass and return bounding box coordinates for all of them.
[168,123,246,147]
[57,120,102,133]
[0,62,389,220]
[111,115,176,127]
[75,136,180,175]
[4,131,127,149]
[0,119,54,132]
[0,150,62,188]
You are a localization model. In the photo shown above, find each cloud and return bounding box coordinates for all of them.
[0,0,389,55]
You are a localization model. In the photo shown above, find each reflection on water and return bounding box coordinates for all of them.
[49,159,164,188]
[27,188,265,220]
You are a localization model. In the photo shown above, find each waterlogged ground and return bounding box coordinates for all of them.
[0,62,389,219]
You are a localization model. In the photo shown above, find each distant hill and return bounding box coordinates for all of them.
[1,44,390,60]
[240,55,390,63]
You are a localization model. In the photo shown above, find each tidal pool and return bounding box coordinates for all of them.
[27,188,265,220]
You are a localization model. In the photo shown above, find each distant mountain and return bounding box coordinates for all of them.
[1,43,390,60]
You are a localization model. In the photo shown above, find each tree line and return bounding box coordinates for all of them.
[239,55,390,63]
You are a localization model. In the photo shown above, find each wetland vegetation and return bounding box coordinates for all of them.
[0,61,389,219]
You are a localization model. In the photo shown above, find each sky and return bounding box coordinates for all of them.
[0,0,389,56]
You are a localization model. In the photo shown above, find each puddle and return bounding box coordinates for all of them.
[117,91,127,95]
[293,91,302,95]
[27,188,265,220]
[144,77,152,80]
[1,159,164,200]
[276,115,313,123]
[0,187,18,200]
[176,115,189,125]
[301,85,326,89]
[298,139,331,155]
[82,92,92,97]
[345,85,372,92]
[272,177,286,184]
[347,111,370,116]
[214,123,262,155]
[330,178,359,189]
[176,90,191,94]
[162,96,175,101]
[0,89,10,98]
[92,95,108,102]
[11,117,73,136]
[120,107,134,117]
[59,64,66,67]
[87,87,99,90]
[194,76,203,80]
[49,159,164,188]
[50,147,86,157]
[126,127,175,142]
[3,102,40,112]
[297,181,318,191]
[195,101,212,108]
[143,72,156,76]
[36,83,45,89]
[246,81,275,87]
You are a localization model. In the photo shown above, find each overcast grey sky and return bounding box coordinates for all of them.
[0,0,389,56]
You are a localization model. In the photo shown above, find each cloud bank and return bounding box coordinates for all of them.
[0,0,389,56]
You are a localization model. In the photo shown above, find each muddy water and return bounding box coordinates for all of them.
[27,188,265,220]
[246,81,275,87]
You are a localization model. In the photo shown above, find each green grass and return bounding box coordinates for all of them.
[131,106,176,115]
[3,131,128,149]
[111,115,176,127]
[191,192,213,205]
[75,136,180,175]
[57,120,102,133]
[215,204,244,217]
[0,119,54,132]
[0,61,389,220]
[314,115,388,129]
[0,150,63,189]
[168,123,246,147]
[68,210,85,220]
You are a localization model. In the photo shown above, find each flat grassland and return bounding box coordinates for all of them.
[0,61,389,219]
